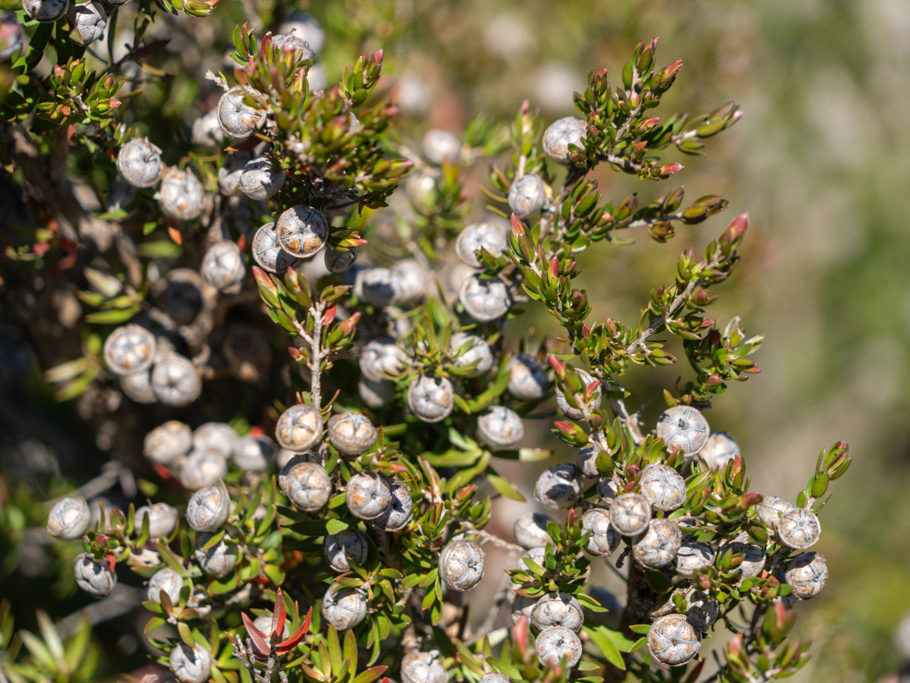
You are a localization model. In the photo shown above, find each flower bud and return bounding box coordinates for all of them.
[508,174,546,219]
[283,461,332,512]
[459,274,511,322]
[647,614,700,666]
[275,403,323,452]
[655,405,710,456]
[186,485,231,531]
[407,375,455,423]
[531,592,584,632]
[103,324,156,376]
[194,532,239,577]
[439,538,484,591]
[169,642,211,683]
[135,502,178,538]
[632,518,682,569]
[47,496,91,539]
[321,584,367,630]
[74,553,116,597]
[323,528,368,572]
[201,240,245,291]
[477,406,524,449]
[639,463,687,512]
[609,493,651,537]
[147,566,183,604]
[116,138,162,188]
[276,205,328,258]
[533,464,581,510]
[346,472,392,520]
[535,626,583,668]
[328,412,378,456]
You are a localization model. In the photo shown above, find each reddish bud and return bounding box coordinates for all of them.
[721,213,749,248]
[547,354,566,377]
[288,346,303,362]
[321,305,337,326]
[659,162,685,176]
[336,311,361,336]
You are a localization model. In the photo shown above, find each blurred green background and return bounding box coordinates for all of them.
[3,0,910,680]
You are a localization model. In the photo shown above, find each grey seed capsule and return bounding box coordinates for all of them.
[777,507,821,550]
[69,1,105,44]
[103,324,156,376]
[191,109,225,148]
[536,626,583,669]
[755,496,796,530]
[719,533,766,579]
[639,463,687,512]
[201,240,245,291]
[373,479,413,532]
[542,116,587,163]
[439,539,484,591]
[533,464,582,510]
[159,167,205,221]
[391,259,427,303]
[151,354,201,407]
[129,547,163,570]
[479,675,510,683]
[270,32,315,61]
[186,588,211,618]
[477,406,524,449]
[407,375,455,423]
[231,434,274,472]
[346,472,392,520]
[307,63,327,91]
[655,405,710,456]
[531,592,584,632]
[170,642,211,683]
[678,589,720,632]
[276,205,328,258]
[455,221,508,268]
[358,267,403,307]
[328,412,377,456]
[321,584,367,630]
[633,518,682,569]
[193,422,238,457]
[609,493,651,537]
[555,368,602,420]
[186,485,231,531]
[405,169,437,207]
[135,502,178,538]
[147,566,183,604]
[323,528,368,572]
[422,129,462,165]
[512,594,537,623]
[284,461,331,512]
[217,86,266,140]
[508,174,546,219]
[675,541,715,578]
[194,532,238,577]
[0,14,24,59]
[459,273,511,322]
[252,613,290,640]
[449,332,493,377]
[218,149,254,195]
[580,508,618,556]
[275,403,322,451]
[513,512,553,549]
[596,476,619,504]
[23,0,69,22]
[74,553,116,597]
[252,222,299,273]
[119,369,156,403]
[278,11,324,54]
[699,431,739,471]
[577,445,602,478]
[402,650,448,683]
[116,138,162,188]
[508,354,551,400]
[239,156,286,200]
[324,246,357,273]
[647,614,700,667]
[358,376,395,409]
[47,496,91,539]
[359,337,407,381]
[142,420,193,465]
[785,552,827,599]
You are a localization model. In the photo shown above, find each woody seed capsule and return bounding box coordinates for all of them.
[47,496,91,539]
[116,138,162,188]
[407,375,455,423]
[718,532,766,579]
[610,493,651,536]
[270,33,315,60]
[231,434,274,472]
[74,553,117,597]
[373,478,413,532]
[633,518,682,569]
[279,11,324,54]
[218,149,254,195]
[186,484,231,531]
[239,156,286,200]
[480,675,509,683]
[328,412,377,456]
[439,538,484,591]
[191,109,224,148]
[542,116,587,163]
[597,476,619,504]
[514,512,554,549]
[699,431,739,471]
[675,541,715,577]
[755,496,796,530]
[784,552,828,599]
[323,246,357,273]
[647,614,701,667]
[639,463,687,511]
[252,614,290,641]
[147,566,183,604]
[201,240,245,291]
[323,528,368,572]
[477,406,524,449]
[555,368,602,420]
[508,174,546,219]
[151,354,201,407]
[103,324,156,376]
[135,502,178,538]
[252,222,299,274]
[777,507,821,550]
[170,642,211,683]
[275,403,322,451]
[449,332,493,377]
[217,86,266,140]
[23,0,69,22]
[401,650,448,683]
[392,259,428,303]
[421,129,462,165]
[321,584,367,630]
[455,221,508,268]
[359,337,407,381]
[120,370,156,404]
[580,507,618,556]
[533,463,581,510]
[276,205,328,258]
[508,353,551,400]
[358,267,403,307]
[536,626,583,669]
[193,422,238,456]
[284,461,332,512]
[655,405,710,456]
[531,592,584,632]
[159,167,205,221]
[346,472,392,520]
[68,1,106,45]
[194,532,239,577]
[577,445,602,478]
[459,273,511,321]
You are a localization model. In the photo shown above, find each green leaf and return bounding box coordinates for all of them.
[584,624,626,669]
[487,473,526,502]
[325,518,350,535]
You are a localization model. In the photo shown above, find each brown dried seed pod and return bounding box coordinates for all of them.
[276,205,328,258]
[186,485,231,531]
[675,541,715,578]
[580,508,618,556]
[218,149,254,195]
[784,552,828,599]
[639,463,687,512]
[401,650,448,683]
[284,461,332,512]
[477,406,524,449]
[777,507,821,550]
[655,405,710,456]
[455,221,508,268]
[407,375,455,423]
[345,472,392,520]
[323,528,368,572]
[633,518,682,569]
[439,538,484,591]
[103,324,156,376]
[698,431,739,471]
[531,592,584,632]
[159,167,205,221]
[217,86,266,140]
[459,273,511,321]
[275,403,322,451]
[47,496,91,539]
[555,368,602,420]
[609,492,651,536]
[507,353,551,400]
[542,116,587,162]
[321,584,367,630]
[508,173,547,219]
[151,354,201,407]
[534,464,582,510]
[231,434,274,472]
[327,412,377,456]
[116,138,162,188]
[535,626,583,669]
[647,614,701,667]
